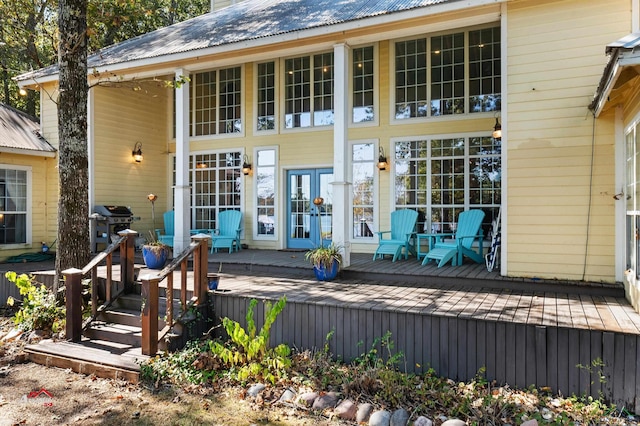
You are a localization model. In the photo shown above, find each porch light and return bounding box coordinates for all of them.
[377,147,388,171]
[132,142,143,163]
[242,154,252,176]
[492,115,502,140]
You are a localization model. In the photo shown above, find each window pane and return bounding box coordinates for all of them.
[0,169,27,244]
[256,149,276,236]
[257,62,276,131]
[469,27,501,112]
[353,46,375,123]
[395,39,427,119]
[352,143,375,239]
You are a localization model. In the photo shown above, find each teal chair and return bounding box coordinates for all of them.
[373,209,418,262]
[422,209,485,267]
[211,210,243,253]
[155,211,174,247]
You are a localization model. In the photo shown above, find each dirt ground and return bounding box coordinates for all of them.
[0,317,334,426]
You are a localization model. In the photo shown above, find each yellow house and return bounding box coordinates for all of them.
[0,103,57,260]
[15,0,638,302]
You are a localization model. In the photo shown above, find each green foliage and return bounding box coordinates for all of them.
[208,296,291,384]
[305,242,342,270]
[5,271,64,333]
[141,339,218,385]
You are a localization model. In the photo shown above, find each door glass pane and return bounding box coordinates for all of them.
[290,174,310,239]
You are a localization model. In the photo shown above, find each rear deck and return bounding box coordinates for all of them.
[6,248,639,411]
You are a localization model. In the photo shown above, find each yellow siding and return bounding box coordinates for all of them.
[92,82,170,240]
[505,0,628,282]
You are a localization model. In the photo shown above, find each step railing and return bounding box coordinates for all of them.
[63,229,138,342]
[139,234,210,355]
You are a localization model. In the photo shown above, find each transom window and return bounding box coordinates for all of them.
[352,46,375,123]
[394,25,501,120]
[0,168,28,245]
[257,62,276,131]
[394,136,500,235]
[284,53,334,128]
[193,67,242,136]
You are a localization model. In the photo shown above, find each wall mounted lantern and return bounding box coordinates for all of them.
[492,115,502,141]
[377,147,388,171]
[242,154,252,176]
[132,142,143,163]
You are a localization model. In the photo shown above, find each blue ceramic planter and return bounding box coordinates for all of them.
[313,259,339,281]
[142,245,168,270]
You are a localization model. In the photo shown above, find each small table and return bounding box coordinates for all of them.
[414,233,454,260]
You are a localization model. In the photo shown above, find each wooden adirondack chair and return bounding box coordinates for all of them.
[155,211,174,247]
[422,209,485,267]
[373,209,418,262]
[211,210,243,253]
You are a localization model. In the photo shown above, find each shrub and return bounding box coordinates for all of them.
[5,271,64,333]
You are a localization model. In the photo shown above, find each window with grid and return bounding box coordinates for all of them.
[256,148,277,238]
[257,62,276,131]
[193,67,242,136]
[176,152,242,231]
[0,168,28,245]
[394,26,501,120]
[353,46,375,123]
[285,53,334,128]
[394,136,500,236]
[352,143,375,239]
[395,39,428,119]
[469,27,501,112]
[431,32,465,116]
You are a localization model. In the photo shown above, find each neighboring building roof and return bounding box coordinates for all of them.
[17,0,461,82]
[590,32,640,116]
[0,103,57,157]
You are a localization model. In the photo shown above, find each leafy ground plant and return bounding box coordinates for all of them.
[5,271,64,334]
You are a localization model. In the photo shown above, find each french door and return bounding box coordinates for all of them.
[287,168,333,249]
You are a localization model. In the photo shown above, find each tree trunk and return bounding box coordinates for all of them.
[55,0,89,289]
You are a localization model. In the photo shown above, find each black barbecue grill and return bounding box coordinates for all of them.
[90,205,134,252]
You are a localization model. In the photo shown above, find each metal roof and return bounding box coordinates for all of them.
[0,103,56,156]
[17,0,458,82]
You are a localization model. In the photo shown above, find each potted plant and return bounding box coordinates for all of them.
[305,242,343,281]
[142,231,170,270]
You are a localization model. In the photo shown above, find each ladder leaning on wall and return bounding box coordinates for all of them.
[485,206,501,272]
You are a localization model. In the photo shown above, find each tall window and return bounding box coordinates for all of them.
[193,66,242,136]
[174,152,242,230]
[255,148,277,238]
[0,168,28,244]
[352,143,375,239]
[394,25,501,120]
[257,62,276,131]
[394,136,500,235]
[285,53,334,128]
[352,46,375,123]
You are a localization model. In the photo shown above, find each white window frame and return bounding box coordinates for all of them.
[253,146,278,241]
[349,43,379,127]
[349,139,379,243]
[0,164,31,248]
[280,51,335,131]
[389,23,501,125]
[254,61,279,135]
[190,65,245,139]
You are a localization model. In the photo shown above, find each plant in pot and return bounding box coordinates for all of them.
[142,230,170,270]
[305,242,343,281]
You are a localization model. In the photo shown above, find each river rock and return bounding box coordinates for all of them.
[369,410,391,426]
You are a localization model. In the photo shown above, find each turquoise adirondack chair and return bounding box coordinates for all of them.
[211,210,243,253]
[422,209,485,267]
[373,209,418,262]
[155,211,174,247]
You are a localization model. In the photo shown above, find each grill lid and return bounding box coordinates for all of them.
[93,205,133,217]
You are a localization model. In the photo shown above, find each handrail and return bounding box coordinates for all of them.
[63,229,138,342]
[140,234,210,355]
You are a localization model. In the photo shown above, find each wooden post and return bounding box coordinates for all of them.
[141,276,159,355]
[119,229,138,294]
[191,234,210,305]
[63,268,83,343]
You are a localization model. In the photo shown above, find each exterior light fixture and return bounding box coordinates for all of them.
[492,115,502,140]
[377,147,388,171]
[132,142,143,163]
[242,154,252,176]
